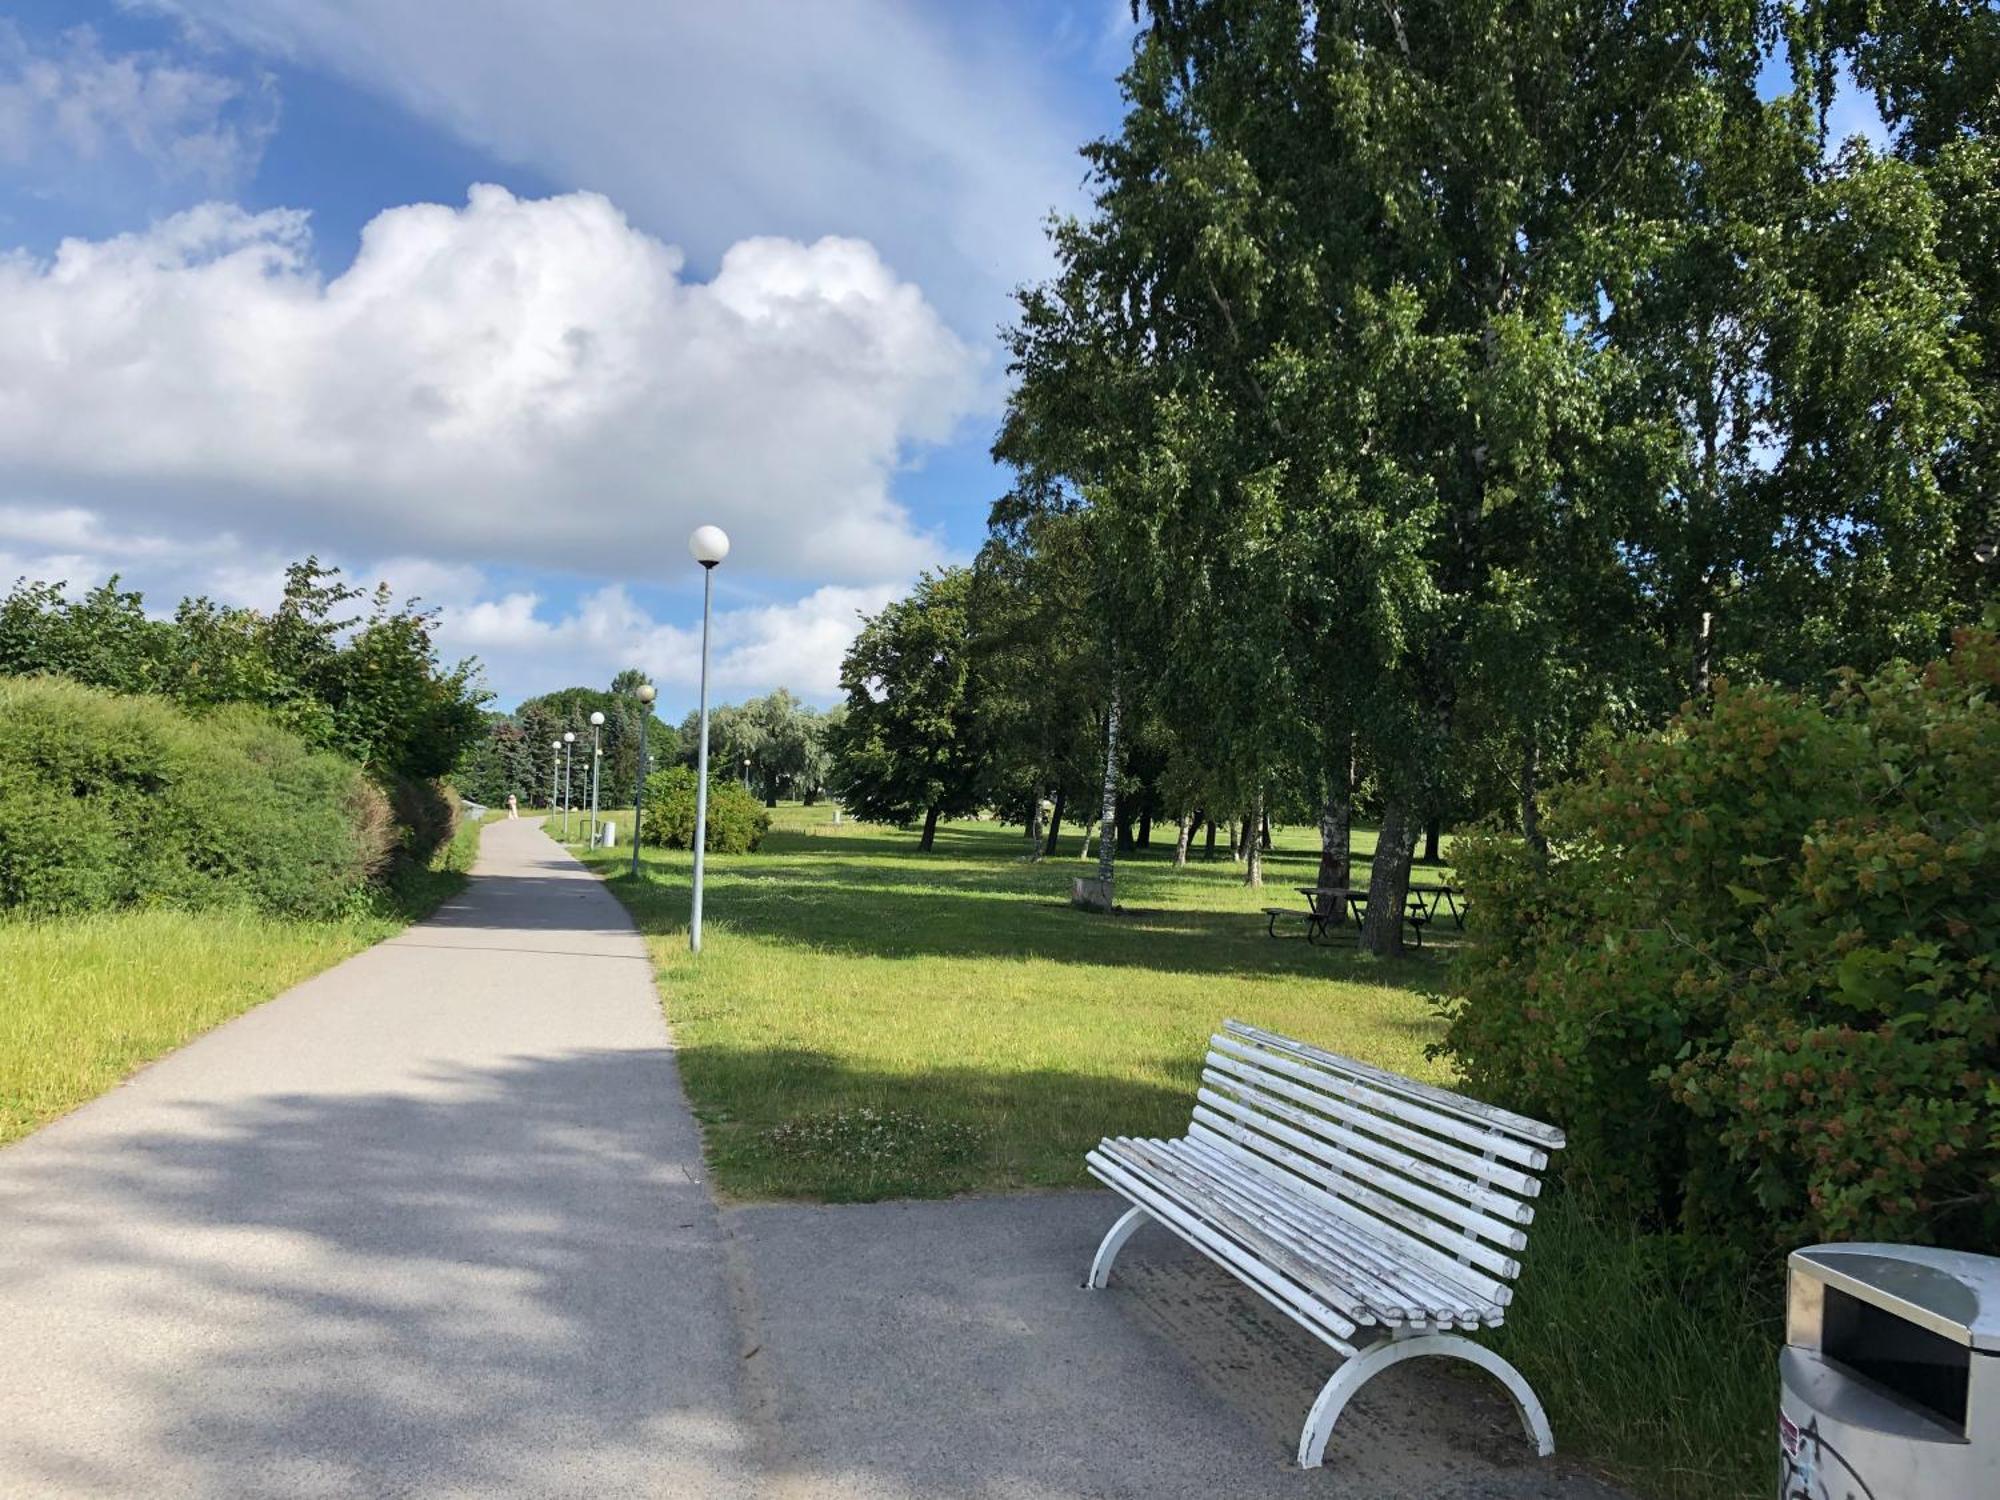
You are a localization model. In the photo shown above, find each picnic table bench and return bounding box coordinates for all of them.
[1085,1019,1566,1468]
[1262,886,1436,946]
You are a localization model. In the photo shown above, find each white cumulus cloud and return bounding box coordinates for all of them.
[138,0,1090,332]
[0,185,981,583]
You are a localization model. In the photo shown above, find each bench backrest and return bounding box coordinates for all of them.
[1193,1020,1565,1308]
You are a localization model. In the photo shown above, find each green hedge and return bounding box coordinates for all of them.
[638,765,770,853]
[1437,628,1998,1254]
[0,676,395,920]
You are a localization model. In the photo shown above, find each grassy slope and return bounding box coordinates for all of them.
[582,802,1771,1500]
[0,814,484,1147]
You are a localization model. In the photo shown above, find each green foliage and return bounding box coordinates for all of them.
[827,568,988,848]
[674,689,832,805]
[508,679,674,811]
[1437,629,1999,1253]
[637,765,770,853]
[0,677,393,920]
[994,0,1992,949]
[0,560,489,785]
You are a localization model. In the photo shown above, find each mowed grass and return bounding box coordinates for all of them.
[0,909,392,1143]
[582,803,1774,1500]
[580,802,1459,1200]
[0,814,484,1146]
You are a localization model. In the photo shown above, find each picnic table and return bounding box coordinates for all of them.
[1263,886,1435,946]
[1407,881,1467,930]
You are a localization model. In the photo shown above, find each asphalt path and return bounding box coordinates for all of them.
[0,818,757,1499]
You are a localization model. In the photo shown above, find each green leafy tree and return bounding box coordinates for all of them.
[827,568,986,851]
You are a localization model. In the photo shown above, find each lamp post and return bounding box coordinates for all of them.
[630,683,656,878]
[688,524,730,954]
[549,739,561,821]
[588,710,606,846]
[742,755,751,794]
[562,731,577,841]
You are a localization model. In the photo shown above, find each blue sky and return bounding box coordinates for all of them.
[0,4,1888,716]
[0,0,1135,712]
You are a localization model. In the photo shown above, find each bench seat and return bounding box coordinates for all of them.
[1084,1020,1564,1468]
[1088,1135,1507,1339]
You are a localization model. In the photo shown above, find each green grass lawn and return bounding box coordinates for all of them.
[579,802,1459,1200]
[0,813,484,1147]
[580,802,1771,1500]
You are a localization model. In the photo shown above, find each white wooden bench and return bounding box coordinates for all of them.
[1084,1019,1566,1468]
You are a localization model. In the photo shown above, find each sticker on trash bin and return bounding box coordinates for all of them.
[1780,1410,1820,1495]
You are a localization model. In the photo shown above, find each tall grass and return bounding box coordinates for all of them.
[1491,1189,1781,1500]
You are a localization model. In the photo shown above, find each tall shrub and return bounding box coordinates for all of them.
[637,766,769,853]
[1437,628,1998,1253]
[0,677,392,919]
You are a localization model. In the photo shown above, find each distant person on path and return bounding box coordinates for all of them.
[506,794,519,820]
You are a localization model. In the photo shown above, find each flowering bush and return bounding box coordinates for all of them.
[1437,628,1997,1252]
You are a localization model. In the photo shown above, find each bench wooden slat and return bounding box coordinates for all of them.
[1171,1135,1499,1324]
[1199,1066,1537,1235]
[1224,1020,1566,1151]
[1182,1126,1513,1314]
[1085,1149,1362,1352]
[1211,1031,1548,1175]
[1204,1046,1545,1199]
[1104,1137,1390,1322]
[1194,1085,1532,1255]
[1121,1135,1484,1325]
[1191,1101,1527,1285]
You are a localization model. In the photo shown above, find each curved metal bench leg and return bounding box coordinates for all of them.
[1297,1333,1554,1469]
[1085,1205,1151,1289]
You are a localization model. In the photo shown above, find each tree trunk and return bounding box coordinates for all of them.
[1521,731,1547,858]
[1422,817,1441,864]
[1317,741,1353,890]
[1043,788,1066,856]
[1173,813,1193,867]
[1231,818,1247,862]
[1259,812,1272,851]
[1244,789,1265,888]
[1360,799,1417,957]
[919,804,940,852]
[1691,606,1715,702]
[1026,793,1044,860]
[1137,808,1152,846]
[1204,819,1217,859]
[1096,678,1120,898]
[1115,804,1136,853]
[1079,815,1097,861]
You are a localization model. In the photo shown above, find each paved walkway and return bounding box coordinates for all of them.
[0,819,757,1499]
[1,820,1624,1499]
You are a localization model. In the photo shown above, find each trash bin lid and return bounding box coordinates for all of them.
[1792,1243,2000,1351]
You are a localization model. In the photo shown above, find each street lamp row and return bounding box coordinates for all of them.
[538,527,728,956]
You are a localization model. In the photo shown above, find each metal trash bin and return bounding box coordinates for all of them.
[1780,1242,1999,1498]
[597,821,617,848]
